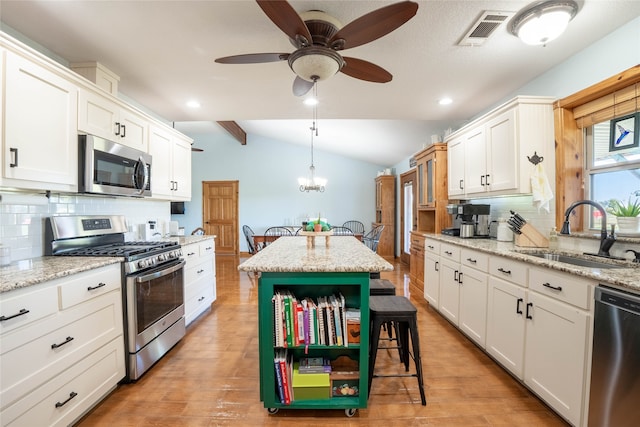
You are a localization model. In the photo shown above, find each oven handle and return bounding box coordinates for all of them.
[135,259,185,283]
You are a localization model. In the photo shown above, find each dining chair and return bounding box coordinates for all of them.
[242,225,260,254]
[331,226,354,236]
[264,226,293,246]
[191,227,205,235]
[343,220,365,235]
[362,224,385,252]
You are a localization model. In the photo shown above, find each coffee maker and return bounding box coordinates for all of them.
[442,203,491,238]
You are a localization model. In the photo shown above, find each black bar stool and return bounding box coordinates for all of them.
[368,295,426,406]
[369,278,396,296]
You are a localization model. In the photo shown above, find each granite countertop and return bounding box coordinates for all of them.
[238,236,393,273]
[421,233,640,293]
[0,235,216,294]
[1,257,123,294]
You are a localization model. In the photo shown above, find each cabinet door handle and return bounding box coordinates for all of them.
[115,122,121,136]
[454,270,459,281]
[526,303,533,320]
[198,296,205,302]
[497,267,511,275]
[187,252,196,256]
[480,175,485,186]
[427,245,434,249]
[51,336,74,349]
[0,308,30,321]
[466,258,477,264]
[9,148,18,167]
[174,181,178,191]
[55,391,78,408]
[444,250,452,256]
[458,272,463,284]
[197,269,205,274]
[542,282,563,291]
[434,261,439,272]
[121,124,126,138]
[516,298,523,314]
[485,174,490,186]
[87,282,107,291]
[459,179,463,190]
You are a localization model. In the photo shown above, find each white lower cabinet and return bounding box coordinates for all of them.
[458,249,489,348]
[486,275,527,378]
[0,264,125,427]
[426,242,592,426]
[183,238,217,325]
[437,243,461,324]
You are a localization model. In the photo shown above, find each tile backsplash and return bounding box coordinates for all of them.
[0,192,170,262]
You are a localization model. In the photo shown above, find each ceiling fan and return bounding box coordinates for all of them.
[215,0,419,96]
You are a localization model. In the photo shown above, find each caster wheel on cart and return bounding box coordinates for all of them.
[345,408,357,417]
[267,408,279,414]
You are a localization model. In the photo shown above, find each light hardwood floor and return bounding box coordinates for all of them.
[77,255,569,426]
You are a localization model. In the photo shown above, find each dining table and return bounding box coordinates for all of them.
[252,232,363,251]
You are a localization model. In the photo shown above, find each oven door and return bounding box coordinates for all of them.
[125,259,185,352]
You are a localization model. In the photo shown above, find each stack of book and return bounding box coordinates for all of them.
[271,290,357,348]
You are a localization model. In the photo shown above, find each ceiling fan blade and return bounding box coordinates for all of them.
[329,1,418,50]
[340,57,392,83]
[215,53,289,64]
[256,0,312,46]
[191,147,204,152]
[292,76,315,96]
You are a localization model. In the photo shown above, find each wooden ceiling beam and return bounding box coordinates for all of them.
[217,121,246,145]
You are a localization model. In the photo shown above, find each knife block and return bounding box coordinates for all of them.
[515,223,549,248]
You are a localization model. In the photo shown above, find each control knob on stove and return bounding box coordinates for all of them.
[138,259,148,269]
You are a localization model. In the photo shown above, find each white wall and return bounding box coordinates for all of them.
[172,126,384,252]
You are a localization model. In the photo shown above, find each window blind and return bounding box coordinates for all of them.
[574,83,639,128]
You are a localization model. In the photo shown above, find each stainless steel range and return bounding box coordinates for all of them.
[45,215,185,381]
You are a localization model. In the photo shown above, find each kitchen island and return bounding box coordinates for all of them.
[238,236,392,416]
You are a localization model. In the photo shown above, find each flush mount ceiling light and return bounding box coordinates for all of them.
[510,0,579,46]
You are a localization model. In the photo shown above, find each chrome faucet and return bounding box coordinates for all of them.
[560,200,616,257]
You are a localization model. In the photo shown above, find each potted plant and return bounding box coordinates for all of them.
[607,197,640,234]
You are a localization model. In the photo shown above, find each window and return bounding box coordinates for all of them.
[585,117,640,230]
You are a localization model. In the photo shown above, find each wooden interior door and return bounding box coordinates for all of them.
[202,180,238,255]
[400,170,416,265]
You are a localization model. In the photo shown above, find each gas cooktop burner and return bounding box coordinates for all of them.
[64,241,179,258]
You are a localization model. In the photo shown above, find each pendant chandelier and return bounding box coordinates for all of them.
[298,81,327,192]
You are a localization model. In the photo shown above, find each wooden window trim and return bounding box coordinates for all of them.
[553,64,640,229]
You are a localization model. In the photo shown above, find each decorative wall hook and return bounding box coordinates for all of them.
[527,151,544,165]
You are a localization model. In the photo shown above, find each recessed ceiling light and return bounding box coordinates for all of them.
[186,100,201,108]
[439,97,453,105]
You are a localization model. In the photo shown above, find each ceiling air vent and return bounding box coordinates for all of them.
[458,11,514,46]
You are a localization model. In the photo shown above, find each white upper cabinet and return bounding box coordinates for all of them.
[148,125,192,200]
[2,50,78,192]
[446,96,554,199]
[77,88,148,151]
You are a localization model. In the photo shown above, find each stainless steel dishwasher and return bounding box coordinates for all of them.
[588,285,640,427]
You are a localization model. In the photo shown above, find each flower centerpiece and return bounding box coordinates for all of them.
[607,196,640,234]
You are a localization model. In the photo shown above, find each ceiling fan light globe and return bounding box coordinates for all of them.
[289,47,344,82]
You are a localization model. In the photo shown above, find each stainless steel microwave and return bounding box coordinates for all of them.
[79,134,151,197]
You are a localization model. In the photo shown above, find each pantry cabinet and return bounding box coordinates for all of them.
[77,88,148,151]
[0,264,125,427]
[414,143,450,234]
[1,49,78,192]
[446,96,554,199]
[149,125,192,200]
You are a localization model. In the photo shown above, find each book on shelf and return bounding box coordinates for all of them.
[298,356,332,374]
[274,348,292,404]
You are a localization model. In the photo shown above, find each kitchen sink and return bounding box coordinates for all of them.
[520,251,630,269]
